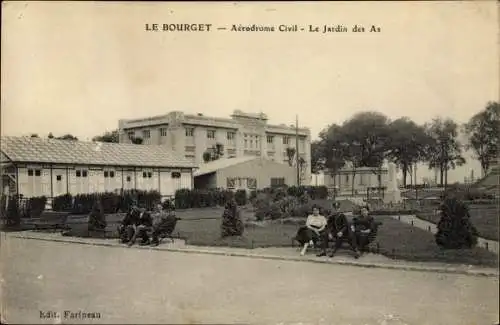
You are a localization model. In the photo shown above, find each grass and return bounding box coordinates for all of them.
[176,209,498,268]
[25,206,498,268]
[416,204,499,241]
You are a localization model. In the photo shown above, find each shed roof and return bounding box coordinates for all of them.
[194,156,259,177]
[0,136,196,168]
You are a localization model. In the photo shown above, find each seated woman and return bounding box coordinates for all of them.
[352,205,377,252]
[295,205,328,256]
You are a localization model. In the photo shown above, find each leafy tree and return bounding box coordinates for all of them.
[48,132,54,139]
[315,124,347,195]
[435,197,478,249]
[463,101,500,176]
[310,141,324,174]
[130,136,143,145]
[425,117,466,187]
[386,117,431,186]
[30,134,39,138]
[340,112,391,195]
[93,130,120,143]
[56,134,78,141]
[203,143,224,163]
[285,147,296,167]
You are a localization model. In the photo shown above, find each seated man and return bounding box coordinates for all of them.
[295,205,328,256]
[119,206,140,244]
[319,202,360,258]
[352,205,377,252]
[128,207,153,246]
[151,201,179,246]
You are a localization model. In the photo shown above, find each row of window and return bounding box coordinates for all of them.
[226,177,257,189]
[127,127,302,145]
[27,169,182,180]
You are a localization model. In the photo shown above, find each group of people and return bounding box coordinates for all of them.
[118,201,178,247]
[295,203,378,258]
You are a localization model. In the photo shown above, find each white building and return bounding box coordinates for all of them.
[0,136,196,199]
[323,161,402,204]
[118,110,312,185]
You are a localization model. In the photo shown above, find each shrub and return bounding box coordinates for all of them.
[234,189,247,206]
[4,195,20,227]
[435,197,479,249]
[27,196,47,218]
[52,193,73,212]
[221,203,244,237]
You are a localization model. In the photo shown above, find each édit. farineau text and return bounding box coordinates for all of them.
[145,23,212,32]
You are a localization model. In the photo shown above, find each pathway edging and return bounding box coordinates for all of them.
[6,232,498,279]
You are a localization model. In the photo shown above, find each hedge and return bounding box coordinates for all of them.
[52,190,161,214]
[174,188,237,209]
[0,194,21,226]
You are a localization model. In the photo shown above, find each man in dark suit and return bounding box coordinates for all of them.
[127,207,153,246]
[317,202,360,258]
[352,205,378,253]
[119,206,140,244]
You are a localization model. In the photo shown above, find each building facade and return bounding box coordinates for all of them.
[0,136,195,199]
[323,161,402,204]
[194,156,297,191]
[118,110,312,184]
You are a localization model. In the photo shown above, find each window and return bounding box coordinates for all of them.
[226,132,235,140]
[126,176,131,182]
[250,140,253,148]
[143,172,147,178]
[185,146,195,152]
[28,169,34,176]
[378,174,382,183]
[104,171,109,178]
[171,172,181,178]
[82,170,88,177]
[267,135,274,144]
[247,178,257,189]
[270,177,285,187]
[185,154,195,159]
[160,128,168,137]
[76,170,81,177]
[35,170,41,176]
[345,175,349,183]
[185,128,194,137]
[56,175,62,181]
[127,131,135,139]
[244,139,248,147]
[142,129,151,139]
[227,178,236,189]
[359,174,365,186]
[110,171,115,178]
[207,130,216,139]
[147,172,152,178]
[283,136,290,145]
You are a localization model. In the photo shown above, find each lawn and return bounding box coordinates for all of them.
[416,204,499,241]
[50,207,498,268]
[176,209,498,268]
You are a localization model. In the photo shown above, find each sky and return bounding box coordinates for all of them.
[1,1,498,183]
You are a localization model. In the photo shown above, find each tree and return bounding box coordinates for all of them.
[386,117,431,187]
[464,101,500,176]
[425,117,466,187]
[130,137,143,145]
[93,130,120,143]
[315,124,347,195]
[340,112,391,195]
[48,132,54,139]
[203,143,224,163]
[30,134,39,138]
[285,147,296,167]
[310,141,325,174]
[56,134,78,141]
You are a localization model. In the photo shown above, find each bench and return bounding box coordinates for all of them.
[27,211,71,232]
